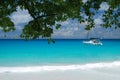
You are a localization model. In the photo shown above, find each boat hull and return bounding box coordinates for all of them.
[83,41,103,45]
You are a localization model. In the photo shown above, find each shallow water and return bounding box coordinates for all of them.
[0,39,120,65]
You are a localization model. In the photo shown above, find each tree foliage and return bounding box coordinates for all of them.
[0,0,120,40]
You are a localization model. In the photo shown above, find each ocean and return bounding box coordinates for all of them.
[0,39,120,73]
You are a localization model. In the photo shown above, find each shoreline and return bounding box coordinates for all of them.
[0,61,120,73]
[0,67,120,80]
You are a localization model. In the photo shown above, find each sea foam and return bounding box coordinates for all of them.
[0,61,120,73]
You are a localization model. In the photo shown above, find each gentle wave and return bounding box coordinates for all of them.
[0,61,120,73]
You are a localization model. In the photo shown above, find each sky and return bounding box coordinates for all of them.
[0,2,120,39]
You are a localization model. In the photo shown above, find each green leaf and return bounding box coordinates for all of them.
[56,24,61,30]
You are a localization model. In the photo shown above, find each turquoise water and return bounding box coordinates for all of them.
[0,39,120,66]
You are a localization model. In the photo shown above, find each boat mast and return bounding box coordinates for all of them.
[86,31,89,39]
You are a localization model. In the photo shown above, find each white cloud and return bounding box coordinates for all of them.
[82,0,88,3]
[53,27,74,37]
[10,7,32,26]
[53,19,120,39]
[53,20,87,38]
[0,27,2,30]
[94,18,103,24]
[60,20,69,26]
[15,25,24,30]
[74,27,79,31]
[99,2,109,11]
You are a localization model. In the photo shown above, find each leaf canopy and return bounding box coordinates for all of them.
[0,0,119,40]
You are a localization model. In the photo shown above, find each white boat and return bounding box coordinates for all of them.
[83,38,103,45]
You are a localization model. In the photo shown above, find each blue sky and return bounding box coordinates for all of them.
[0,2,120,39]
